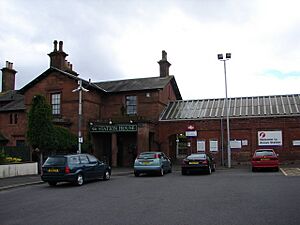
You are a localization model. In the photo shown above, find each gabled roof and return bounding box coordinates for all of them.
[160,94,300,121]
[94,75,182,99]
[19,67,106,94]
[0,90,25,112]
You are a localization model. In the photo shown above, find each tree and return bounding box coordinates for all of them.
[27,95,78,157]
[27,95,54,152]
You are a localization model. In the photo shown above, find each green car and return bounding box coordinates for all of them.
[134,152,172,177]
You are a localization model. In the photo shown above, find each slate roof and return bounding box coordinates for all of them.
[160,94,300,121]
[94,75,182,99]
[19,67,107,94]
[0,90,25,112]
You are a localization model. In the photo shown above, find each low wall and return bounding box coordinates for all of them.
[0,162,38,178]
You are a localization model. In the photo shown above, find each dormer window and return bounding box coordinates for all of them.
[126,96,137,115]
[51,93,61,115]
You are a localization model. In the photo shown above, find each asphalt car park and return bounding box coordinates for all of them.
[1,166,299,225]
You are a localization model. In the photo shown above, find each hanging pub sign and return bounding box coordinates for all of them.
[258,131,282,146]
[90,124,137,133]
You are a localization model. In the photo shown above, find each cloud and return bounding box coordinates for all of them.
[0,0,299,99]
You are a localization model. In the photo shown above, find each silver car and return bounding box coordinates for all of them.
[134,152,172,176]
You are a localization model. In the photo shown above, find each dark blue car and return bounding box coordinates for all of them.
[41,153,111,186]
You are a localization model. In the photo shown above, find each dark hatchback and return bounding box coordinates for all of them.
[181,153,216,175]
[41,153,111,186]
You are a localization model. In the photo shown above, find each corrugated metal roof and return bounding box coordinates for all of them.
[160,94,300,121]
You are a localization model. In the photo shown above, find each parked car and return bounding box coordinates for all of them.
[251,149,279,172]
[134,151,172,176]
[41,153,111,186]
[181,153,216,175]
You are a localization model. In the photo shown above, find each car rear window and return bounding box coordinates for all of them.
[187,154,206,160]
[255,150,275,156]
[138,153,158,159]
[44,157,66,166]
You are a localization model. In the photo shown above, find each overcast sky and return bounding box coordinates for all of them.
[0,0,299,100]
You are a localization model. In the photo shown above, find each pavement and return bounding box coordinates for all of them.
[1,163,299,191]
[0,167,133,191]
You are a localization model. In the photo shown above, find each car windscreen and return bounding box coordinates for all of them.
[255,151,275,156]
[44,157,66,166]
[187,154,206,160]
[137,153,157,159]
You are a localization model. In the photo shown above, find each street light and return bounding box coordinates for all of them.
[218,53,231,168]
[72,79,89,154]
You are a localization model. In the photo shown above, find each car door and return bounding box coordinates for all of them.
[87,154,104,179]
[161,153,170,171]
[79,155,93,180]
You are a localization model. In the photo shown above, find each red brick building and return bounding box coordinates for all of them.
[1,40,300,166]
[159,97,300,165]
[0,41,181,166]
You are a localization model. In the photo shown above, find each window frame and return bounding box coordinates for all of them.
[51,92,61,116]
[125,95,137,115]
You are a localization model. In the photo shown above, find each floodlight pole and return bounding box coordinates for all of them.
[218,53,231,168]
[72,80,89,154]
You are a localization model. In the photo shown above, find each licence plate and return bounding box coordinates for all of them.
[189,162,199,165]
[48,168,59,172]
[142,162,151,165]
[261,158,270,161]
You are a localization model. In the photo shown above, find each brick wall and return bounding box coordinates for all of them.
[159,117,300,163]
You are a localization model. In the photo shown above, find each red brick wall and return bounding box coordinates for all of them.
[159,117,300,163]
[0,111,27,146]
[23,71,102,140]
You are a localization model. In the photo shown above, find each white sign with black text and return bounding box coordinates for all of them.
[258,131,282,146]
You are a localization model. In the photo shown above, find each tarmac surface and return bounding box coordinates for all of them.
[1,163,299,191]
[0,167,133,191]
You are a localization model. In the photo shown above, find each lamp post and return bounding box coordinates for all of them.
[218,53,231,168]
[72,79,89,154]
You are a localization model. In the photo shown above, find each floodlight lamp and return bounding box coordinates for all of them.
[226,53,231,59]
[218,54,223,60]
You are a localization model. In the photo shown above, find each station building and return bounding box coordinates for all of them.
[0,40,299,166]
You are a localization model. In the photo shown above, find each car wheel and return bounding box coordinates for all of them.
[274,167,279,172]
[252,167,256,172]
[103,170,111,180]
[48,181,57,186]
[181,169,187,175]
[134,171,139,177]
[168,166,172,173]
[75,173,84,186]
[159,167,164,176]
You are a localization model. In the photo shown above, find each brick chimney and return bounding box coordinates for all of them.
[158,50,171,77]
[1,61,17,92]
[48,40,68,70]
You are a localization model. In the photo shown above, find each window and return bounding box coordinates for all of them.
[126,96,137,115]
[79,155,89,164]
[9,113,18,124]
[51,93,61,115]
[87,154,98,163]
[68,156,80,165]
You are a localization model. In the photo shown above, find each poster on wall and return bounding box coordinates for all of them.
[230,140,242,149]
[197,140,205,152]
[258,131,282,146]
[209,140,218,152]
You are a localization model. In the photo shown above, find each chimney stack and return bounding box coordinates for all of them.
[48,40,68,70]
[1,61,17,92]
[158,50,171,77]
